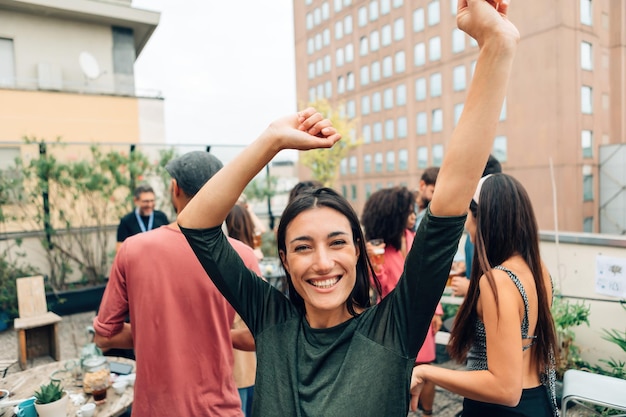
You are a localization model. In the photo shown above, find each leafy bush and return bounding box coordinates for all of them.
[551,295,590,379]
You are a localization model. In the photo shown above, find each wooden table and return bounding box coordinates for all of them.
[0,357,134,417]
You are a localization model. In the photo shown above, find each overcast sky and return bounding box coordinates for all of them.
[131,0,298,162]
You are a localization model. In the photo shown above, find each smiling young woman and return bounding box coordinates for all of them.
[176,1,519,415]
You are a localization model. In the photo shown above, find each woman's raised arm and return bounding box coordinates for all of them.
[430,0,519,217]
[177,108,340,230]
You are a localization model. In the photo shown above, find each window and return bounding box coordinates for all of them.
[432,144,444,166]
[372,92,382,112]
[349,155,357,174]
[364,154,372,173]
[316,58,323,76]
[345,44,354,62]
[358,6,368,26]
[428,0,440,26]
[370,30,380,51]
[308,88,316,102]
[369,1,379,21]
[315,33,323,50]
[386,151,395,171]
[317,84,324,99]
[347,72,355,91]
[581,85,593,114]
[347,100,356,119]
[500,97,507,121]
[432,108,443,132]
[336,48,345,67]
[338,75,345,94]
[371,61,381,81]
[580,0,592,26]
[363,124,372,143]
[429,37,441,61]
[414,42,426,66]
[581,41,593,70]
[341,185,347,198]
[336,21,344,40]
[322,2,330,20]
[413,8,425,32]
[398,149,408,170]
[323,29,331,46]
[430,72,442,97]
[453,65,466,91]
[381,0,391,15]
[307,38,315,55]
[385,119,395,140]
[381,24,392,46]
[394,0,403,7]
[306,13,314,30]
[415,77,426,101]
[351,184,357,201]
[325,80,333,97]
[324,54,331,72]
[396,84,407,105]
[583,217,593,233]
[373,122,383,142]
[334,0,343,12]
[583,174,593,201]
[397,117,407,138]
[314,7,321,25]
[383,87,394,109]
[493,136,507,162]
[383,56,393,77]
[454,103,464,126]
[452,28,465,53]
[360,65,370,85]
[360,36,369,56]
[361,95,371,115]
[581,130,593,158]
[394,18,405,41]
[344,15,353,34]
[375,153,383,172]
[365,183,373,199]
[395,51,406,73]
[340,158,348,175]
[417,146,428,168]
[308,63,315,79]
[416,112,428,134]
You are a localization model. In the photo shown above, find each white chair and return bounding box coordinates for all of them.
[561,369,626,416]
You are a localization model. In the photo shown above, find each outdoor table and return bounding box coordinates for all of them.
[0,357,134,417]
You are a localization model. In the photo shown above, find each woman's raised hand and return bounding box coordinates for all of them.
[456,0,519,48]
[260,107,341,152]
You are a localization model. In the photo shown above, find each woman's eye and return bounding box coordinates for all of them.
[294,245,310,252]
[331,239,347,247]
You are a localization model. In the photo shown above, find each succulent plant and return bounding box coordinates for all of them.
[34,380,64,404]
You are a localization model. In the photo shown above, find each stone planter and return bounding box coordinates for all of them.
[46,283,107,316]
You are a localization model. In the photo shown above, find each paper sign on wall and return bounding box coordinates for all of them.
[595,255,626,298]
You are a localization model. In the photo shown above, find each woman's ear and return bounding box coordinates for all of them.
[279,250,289,274]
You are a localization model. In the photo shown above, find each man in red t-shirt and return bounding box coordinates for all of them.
[94,151,259,417]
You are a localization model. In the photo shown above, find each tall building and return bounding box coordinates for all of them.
[293,0,626,233]
[0,0,162,164]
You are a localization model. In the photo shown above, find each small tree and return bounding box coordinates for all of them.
[299,99,360,187]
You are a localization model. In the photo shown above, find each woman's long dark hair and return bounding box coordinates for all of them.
[225,203,255,249]
[277,187,382,316]
[448,174,558,373]
[361,186,415,251]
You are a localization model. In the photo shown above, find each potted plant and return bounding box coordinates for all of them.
[33,380,68,417]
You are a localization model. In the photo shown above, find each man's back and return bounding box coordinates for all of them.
[95,226,259,417]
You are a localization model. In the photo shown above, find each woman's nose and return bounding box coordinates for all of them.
[313,247,333,271]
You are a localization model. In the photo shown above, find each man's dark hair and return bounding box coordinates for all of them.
[420,167,440,186]
[133,184,155,199]
[482,154,502,177]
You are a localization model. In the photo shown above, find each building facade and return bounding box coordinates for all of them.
[0,0,162,161]
[293,0,626,233]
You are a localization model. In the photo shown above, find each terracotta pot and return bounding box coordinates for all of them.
[34,392,68,417]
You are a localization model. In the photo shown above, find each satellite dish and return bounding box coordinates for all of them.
[79,52,101,80]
